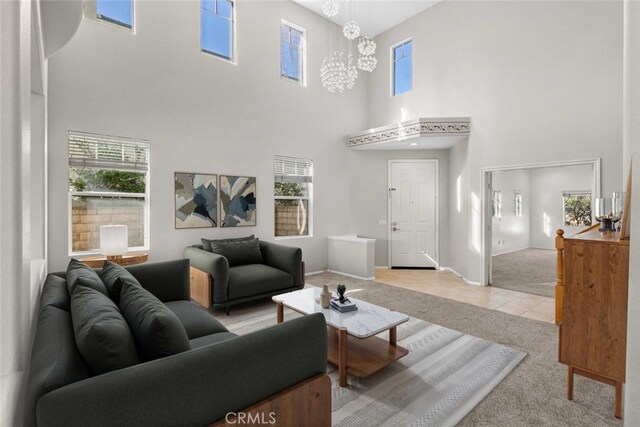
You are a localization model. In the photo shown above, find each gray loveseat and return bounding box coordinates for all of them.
[24,259,328,427]
[184,238,304,312]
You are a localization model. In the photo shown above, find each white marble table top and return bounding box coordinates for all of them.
[272,287,409,339]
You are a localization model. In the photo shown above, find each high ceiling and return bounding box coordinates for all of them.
[291,0,440,37]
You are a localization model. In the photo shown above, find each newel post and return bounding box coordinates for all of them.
[555,229,565,325]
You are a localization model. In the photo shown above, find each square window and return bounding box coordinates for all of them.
[563,192,592,226]
[96,0,133,29]
[68,132,149,255]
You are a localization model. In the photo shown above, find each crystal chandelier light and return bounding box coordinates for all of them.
[342,21,360,40]
[320,51,358,93]
[358,37,377,56]
[321,0,339,18]
[357,54,377,72]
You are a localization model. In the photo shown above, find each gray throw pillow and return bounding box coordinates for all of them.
[66,258,109,297]
[71,282,140,375]
[101,260,142,303]
[119,278,190,361]
[209,238,263,267]
[201,235,255,252]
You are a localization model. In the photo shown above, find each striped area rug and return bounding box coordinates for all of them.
[219,302,526,427]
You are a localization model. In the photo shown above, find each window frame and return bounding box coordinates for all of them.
[391,38,413,97]
[201,0,236,63]
[67,132,150,256]
[514,191,523,217]
[562,191,593,227]
[280,19,307,86]
[492,190,502,218]
[84,0,135,32]
[274,156,313,239]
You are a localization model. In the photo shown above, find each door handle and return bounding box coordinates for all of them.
[392,227,402,231]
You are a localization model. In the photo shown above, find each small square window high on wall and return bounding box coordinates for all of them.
[392,39,413,96]
[202,0,234,61]
[281,20,306,85]
[96,0,133,29]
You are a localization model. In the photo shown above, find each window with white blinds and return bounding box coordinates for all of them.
[274,155,313,237]
[68,131,149,255]
[68,131,149,172]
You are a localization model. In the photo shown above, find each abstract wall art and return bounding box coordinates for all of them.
[220,175,257,227]
[175,172,218,229]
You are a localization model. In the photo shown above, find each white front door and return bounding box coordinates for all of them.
[389,160,438,268]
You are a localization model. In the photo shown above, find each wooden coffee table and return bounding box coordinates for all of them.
[273,288,409,387]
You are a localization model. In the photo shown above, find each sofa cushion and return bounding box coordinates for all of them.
[23,303,92,427]
[189,332,238,349]
[209,238,263,267]
[66,258,109,297]
[119,278,191,361]
[201,235,254,252]
[40,274,71,311]
[100,260,142,302]
[71,283,140,375]
[228,264,294,300]
[165,300,228,339]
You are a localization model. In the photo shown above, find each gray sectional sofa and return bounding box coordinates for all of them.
[185,237,304,312]
[24,259,328,427]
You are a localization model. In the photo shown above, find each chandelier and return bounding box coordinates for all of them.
[342,21,360,40]
[320,51,358,93]
[320,0,376,92]
[321,0,339,18]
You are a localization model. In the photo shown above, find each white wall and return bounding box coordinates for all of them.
[347,149,449,267]
[366,0,623,282]
[623,0,640,422]
[0,0,48,425]
[491,169,530,255]
[529,164,595,249]
[47,0,368,272]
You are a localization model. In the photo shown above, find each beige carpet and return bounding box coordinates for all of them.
[215,274,621,427]
[491,248,557,297]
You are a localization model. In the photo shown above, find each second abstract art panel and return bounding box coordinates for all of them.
[220,175,256,227]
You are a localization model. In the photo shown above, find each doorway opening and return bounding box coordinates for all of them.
[481,159,601,296]
[387,159,439,269]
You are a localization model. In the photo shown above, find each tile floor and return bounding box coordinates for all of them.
[375,268,556,323]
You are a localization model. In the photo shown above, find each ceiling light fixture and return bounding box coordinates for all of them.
[320,50,358,93]
[321,0,339,18]
[343,21,360,40]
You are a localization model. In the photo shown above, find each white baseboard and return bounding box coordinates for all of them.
[491,246,530,256]
[327,270,375,281]
[374,266,389,269]
[305,270,325,277]
[439,267,482,286]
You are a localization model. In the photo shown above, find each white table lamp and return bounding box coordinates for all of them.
[100,225,128,260]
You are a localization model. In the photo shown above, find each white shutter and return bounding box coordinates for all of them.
[68,131,149,172]
[274,155,313,183]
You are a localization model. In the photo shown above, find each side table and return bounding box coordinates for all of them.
[80,253,148,268]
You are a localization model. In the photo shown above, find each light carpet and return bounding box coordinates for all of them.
[491,248,556,297]
[217,288,525,426]
[215,273,622,426]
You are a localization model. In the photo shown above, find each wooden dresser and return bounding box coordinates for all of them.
[556,226,629,418]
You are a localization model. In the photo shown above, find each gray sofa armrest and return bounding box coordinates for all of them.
[259,240,303,286]
[184,246,230,303]
[36,313,328,427]
[126,259,191,302]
